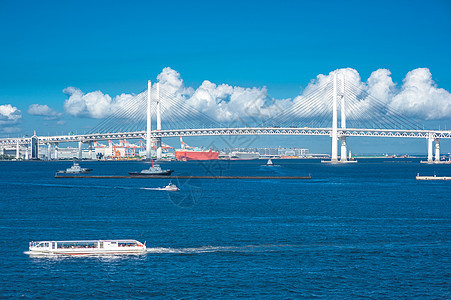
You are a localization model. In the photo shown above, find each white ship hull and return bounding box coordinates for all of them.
[28,240,146,256]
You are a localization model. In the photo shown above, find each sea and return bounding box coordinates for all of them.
[0,159,449,298]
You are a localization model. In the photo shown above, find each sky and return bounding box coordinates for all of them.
[0,0,450,154]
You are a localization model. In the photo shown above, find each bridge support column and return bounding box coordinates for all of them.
[54,143,59,160]
[47,143,52,160]
[340,136,347,161]
[155,138,162,160]
[427,134,434,162]
[331,72,338,162]
[88,142,94,160]
[434,138,440,162]
[16,141,20,159]
[78,141,83,160]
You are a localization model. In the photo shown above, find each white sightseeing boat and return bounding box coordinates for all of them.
[28,239,146,255]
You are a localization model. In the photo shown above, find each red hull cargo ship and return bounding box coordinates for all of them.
[175,137,219,161]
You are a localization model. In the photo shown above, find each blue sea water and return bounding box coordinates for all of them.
[0,159,449,298]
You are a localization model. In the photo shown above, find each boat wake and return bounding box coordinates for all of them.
[146,244,295,254]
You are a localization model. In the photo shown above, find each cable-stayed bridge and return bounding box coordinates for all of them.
[1,72,450,163]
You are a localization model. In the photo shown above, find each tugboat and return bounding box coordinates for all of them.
[57,161,92,174]
[129,160,174,176]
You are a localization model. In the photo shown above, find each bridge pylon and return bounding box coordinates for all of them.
[323,72,356,164]
[156,82,163,160]
[146,80,152,159]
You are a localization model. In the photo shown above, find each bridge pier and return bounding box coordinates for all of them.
[340,136,347,161]
[54,143,59,160]
[47,143,52,160]
[427,134,434,162]
[88,142,94,160]
[16,141,20,159]
[78,141,83,160]
[155,138,162,160]
[435,138,440,162]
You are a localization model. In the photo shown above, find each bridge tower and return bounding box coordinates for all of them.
[155,82,163,160]
[146,80,152,159]
[339,73,348,162]
[331,72,338,162]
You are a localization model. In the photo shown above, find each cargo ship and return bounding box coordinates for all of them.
[175,137,219,161]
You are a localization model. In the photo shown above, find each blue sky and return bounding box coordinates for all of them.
[0,0,450,154]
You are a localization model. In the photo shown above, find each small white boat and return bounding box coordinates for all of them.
[142,183,179,191]
[57,161,92,174]
[28,239,146,255]
[162,182,179,191]
[266,159,274,166]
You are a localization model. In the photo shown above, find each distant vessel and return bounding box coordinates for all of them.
[129,160,174,176]
[416,173,451,180]
[141,182,179,191]
[266,159,274,166]
[57,161,92,174]
[28,240,146,255]
[162,182,179,191]
[175,137,219,161]
[229,151,259,160]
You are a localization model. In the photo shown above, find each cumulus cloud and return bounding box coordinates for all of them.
[62,66,451,123]
[27,104,62,120]
[156,67,282,123]
[63,87,134,118]
[0,104,22,125]
[389,68,451,120]
[286,67,451,122]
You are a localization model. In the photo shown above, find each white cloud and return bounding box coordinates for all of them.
[389,68,451,120]
[61,66,451,123]
[0,104,22,125]
[63,87,134,118]
[27,104,62,120]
